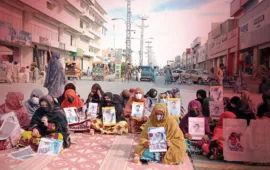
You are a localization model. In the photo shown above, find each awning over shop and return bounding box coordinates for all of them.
[0,45,13,55]
[71,48,84,57]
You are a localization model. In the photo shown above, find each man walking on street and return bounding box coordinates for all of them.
[217,63,224,86]
[125,63,132,83]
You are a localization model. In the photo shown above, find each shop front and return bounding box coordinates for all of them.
[208,28,238,76]
[239,1,270,74]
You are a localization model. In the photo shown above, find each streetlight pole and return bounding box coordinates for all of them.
[137,15,148,66]
[145,41,152,66]
[126,0,132,64]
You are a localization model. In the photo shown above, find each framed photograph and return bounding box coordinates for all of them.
[210,86,223,101]
[63,108,78,124]
[131,102,144,120]
[148,127,167,152]
[209,101,224,119]
[87,103,98,117]
[188,117,205,140]
[167,98,181,117]
[102,107,116,126]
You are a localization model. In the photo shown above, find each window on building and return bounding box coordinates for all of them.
[47,1,53,10]
[80,20,83,28]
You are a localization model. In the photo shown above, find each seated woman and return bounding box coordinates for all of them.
[228,96,240,114]
[25,89,45,118]
[235,100,256,125]
[202,97,214,117]
[241,91,257,115]
[223,97,231,112]
[196,89,207,107]
[19,95,70,151]
[92,92,128,135]
[180,100,212,154]
[0,92,30,129]
[58,83,78,105]
[158,92,169,104]
[202,111,236,160]
[86,83,104,104]
[120,89,130,108]
[144,88,158,117]
[257,93,270,118]
[166,90,174,98]
[135,103,186,165]
[124,88,147,133]
[61,89,89,131]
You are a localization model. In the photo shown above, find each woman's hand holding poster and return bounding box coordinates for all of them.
[188,117,205,140]
[148,127,167,152]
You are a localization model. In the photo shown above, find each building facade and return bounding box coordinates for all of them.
[197,42,208,70]
[0,0,107,72]
[191,37,207,69]
[237,0,270,75]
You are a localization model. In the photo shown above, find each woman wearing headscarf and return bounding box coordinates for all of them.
[158,92,169,104]
[180,100,212,154]
[0,92,30,129]
[223,97,231,112]
[202,111,236,160]
[257,93,270,118]
[58,83,77,105]
[202,97,215,117]
[135,103,186,165]
[196,89,207,106]
[124,88,147,133]
[120,89,130,108]
[44,52,67,98]
[240,90,257,114]
[144,89,158,117]
[25,89,45,118]
[166,90,174,98]
[235,100,256,125]
[18,95,70,151]
[129,88,136,98]
[229,96,240,114]
[92,92,128,135]
[86,83,104,104]
[61,89,84,108]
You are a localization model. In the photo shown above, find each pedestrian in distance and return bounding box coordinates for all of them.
[164,65,172,85]
[216,63,224,86]
[137,66,142,82]
[33,64,40,83]
[12,61,20,83]
[6,60,13,84]
[125,63,132,83]
[24,66,30,83]
[87,67,91,78]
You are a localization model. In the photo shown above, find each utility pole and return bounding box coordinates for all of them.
[137,15,148,66]
[126,0,132,64]
[145,41,152,66]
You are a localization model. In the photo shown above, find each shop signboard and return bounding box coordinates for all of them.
[114,49,122,64]
[40,37,50,46]
[0,20,31,46]
[249,7,270,33]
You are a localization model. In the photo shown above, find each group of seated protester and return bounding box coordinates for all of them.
[0,83,269,165]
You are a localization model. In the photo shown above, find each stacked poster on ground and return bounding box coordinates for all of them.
[37,138,63,156]
[223,119,270,162]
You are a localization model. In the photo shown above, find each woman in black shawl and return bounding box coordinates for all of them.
[18,95,70,151]
[144,88,158,117]
[91,92,128,135]
[235,100,256,125]
[196,89,207,106]
[86,83,104,104]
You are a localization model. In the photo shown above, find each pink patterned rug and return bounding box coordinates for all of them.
[0,133,194,170]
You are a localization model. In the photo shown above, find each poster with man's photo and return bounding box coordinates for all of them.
[210,86,223,101]
[148,127,167,152]
[145,98,157,117]
[87,103,98,118]
[188,117,205,140]
[63,107,78,124]
[131,102,144,120]
[102,107,116,126]
[223,119,247,162]
[209,101,224,119]
[167,98,181,117]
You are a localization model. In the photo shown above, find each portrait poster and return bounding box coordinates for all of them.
[188,117,205,140]
[148,127,167,152]
[76,106,87,122]
[223,119,247,162]
[209,101,224,119]
[0,112,20,140]
[9,146,36,160]
[102,107,116,126]
[87,103,98,118]
[145,98,157,117]
[209,86,223,101]
[37,138,63,156]
[63,107,78,124]
[167,98,181,117]
[131,102,144,120]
